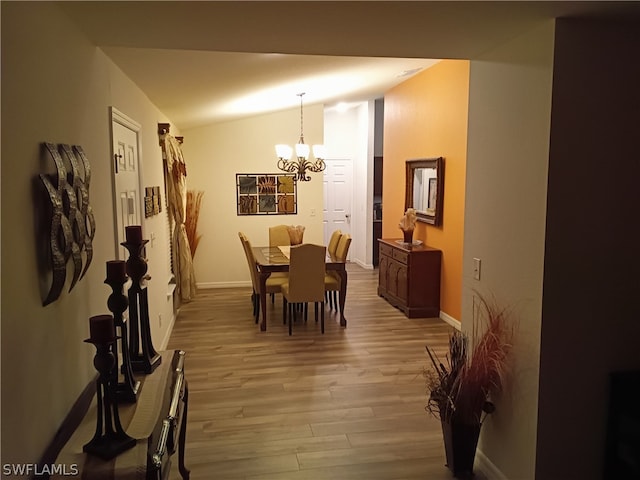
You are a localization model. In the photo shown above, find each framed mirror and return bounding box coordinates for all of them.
[405,157,444,226]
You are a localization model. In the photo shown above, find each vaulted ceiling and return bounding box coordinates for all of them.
[59,1,640,129]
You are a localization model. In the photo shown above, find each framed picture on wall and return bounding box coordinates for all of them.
[236,173,297,215]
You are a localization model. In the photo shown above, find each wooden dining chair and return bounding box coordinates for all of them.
[325,233,351,311]
[238,232,288,323]
[281,244,327,336]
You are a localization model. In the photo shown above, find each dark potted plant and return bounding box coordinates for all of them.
[425,293,514,478]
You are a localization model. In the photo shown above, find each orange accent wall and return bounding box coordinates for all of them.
[383,60,469,322]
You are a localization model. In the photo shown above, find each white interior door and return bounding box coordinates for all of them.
[323,159,352,255]
[111,108,142,260]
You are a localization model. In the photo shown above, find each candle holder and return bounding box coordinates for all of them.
[83,315,136,460]
[105,261,140,403]
[122,237,161,374]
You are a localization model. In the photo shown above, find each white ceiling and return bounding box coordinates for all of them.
[59,1,640,130]
[99,47,439,128]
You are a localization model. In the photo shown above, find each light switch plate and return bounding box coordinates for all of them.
[473,258,481,280]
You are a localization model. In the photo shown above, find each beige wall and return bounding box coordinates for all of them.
[180,106,325,288]
[1,2,176,465]
[464,21,555,479]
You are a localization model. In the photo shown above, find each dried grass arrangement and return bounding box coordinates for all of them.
[425,292,514,426]
[287,225,305,245]
[185,190,204,259]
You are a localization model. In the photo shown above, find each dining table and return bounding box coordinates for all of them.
[252,245,348,331]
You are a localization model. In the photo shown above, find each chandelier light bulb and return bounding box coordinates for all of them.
[312,144,326,160]
[275,144,292,161]
[295,143,310,159]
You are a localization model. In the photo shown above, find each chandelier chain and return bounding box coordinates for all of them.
[298,92,305,143]
[274,92,325,181]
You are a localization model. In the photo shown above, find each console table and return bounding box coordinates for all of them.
[378,239,442,318]
[48,350,189,480]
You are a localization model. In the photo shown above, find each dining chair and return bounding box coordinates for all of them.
[324,229,343,308]
[267,225,291,303]
[281,244,327,336]
[327,229,342,258]
[269,225,291,247]
[238,232,288,323]
[325,233,351,311]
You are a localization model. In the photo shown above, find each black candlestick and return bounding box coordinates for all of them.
[105,261,140,403]
[83,316,136,460]
[122,236,161,374]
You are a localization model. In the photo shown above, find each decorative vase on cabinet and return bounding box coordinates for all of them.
[377,238,441,318]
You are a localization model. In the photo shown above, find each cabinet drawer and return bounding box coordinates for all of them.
[379,242,394,258]
[392,249,409,264]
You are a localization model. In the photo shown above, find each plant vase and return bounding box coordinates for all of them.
[441,419,481,478]
[402,229,414,244]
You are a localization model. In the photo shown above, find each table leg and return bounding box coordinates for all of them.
[336,268,348,327]
[259,272,270,331]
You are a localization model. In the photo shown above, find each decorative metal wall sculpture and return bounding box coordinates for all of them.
[38,143,96,306]
[236,173,297,215]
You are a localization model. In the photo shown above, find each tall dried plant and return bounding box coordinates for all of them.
[425,292,514,425]
[185,190,204,259]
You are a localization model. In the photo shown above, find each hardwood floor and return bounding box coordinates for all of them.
[166,264,474,480]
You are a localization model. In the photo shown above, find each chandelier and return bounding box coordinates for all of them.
[275,93,326,181]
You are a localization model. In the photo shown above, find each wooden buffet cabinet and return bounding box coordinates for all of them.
[377,239,442,318]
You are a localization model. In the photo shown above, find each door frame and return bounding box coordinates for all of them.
[109,107,144,259]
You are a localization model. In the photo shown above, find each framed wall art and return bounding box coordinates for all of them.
[236,173,297,215]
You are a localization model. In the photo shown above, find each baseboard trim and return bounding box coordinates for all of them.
[159,312,176,351]
[197,280,252,289]
[440,311,461,330]
[354,259,374,270]
[476,448,508,480]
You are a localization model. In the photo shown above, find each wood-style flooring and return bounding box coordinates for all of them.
[166,264,476,480]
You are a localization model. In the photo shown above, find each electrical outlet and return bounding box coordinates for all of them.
[473,258,481,280]
[310,208,316,217]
